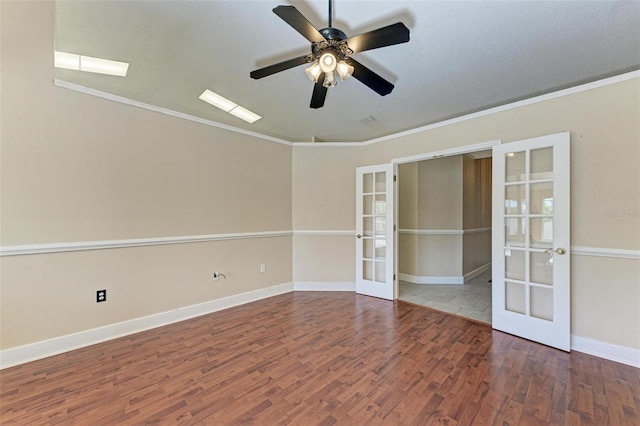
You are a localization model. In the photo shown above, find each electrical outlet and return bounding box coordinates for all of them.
[96,289,107,303]
[260,264,266,273]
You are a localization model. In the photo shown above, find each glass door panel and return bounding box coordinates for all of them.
[505,184,526,214]
[363,173,374,194]
[530,251,554,285]
[493,132,570,351]
[505,151,526,182]
[530,286,553,321]
[530,182,553,214]
[505,249,525,281]
[530,147,553,180]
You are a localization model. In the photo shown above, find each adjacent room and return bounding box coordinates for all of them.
[1,1,639,424]
[397,153,493,323]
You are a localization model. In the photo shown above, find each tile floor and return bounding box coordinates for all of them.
[398,269,492,324]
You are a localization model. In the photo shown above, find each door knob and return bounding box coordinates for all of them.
[356,234,362,239]
[545,248,567,255]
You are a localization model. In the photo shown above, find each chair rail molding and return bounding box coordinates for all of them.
[0,231,292,256]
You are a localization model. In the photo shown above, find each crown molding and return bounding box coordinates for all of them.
[361,70,640,146]
[53,80,293,146]
[56,71,639,148]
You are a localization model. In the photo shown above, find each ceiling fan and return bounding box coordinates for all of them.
[250,2,410,109]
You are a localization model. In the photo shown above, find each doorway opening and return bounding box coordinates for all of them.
[396,149,493,324]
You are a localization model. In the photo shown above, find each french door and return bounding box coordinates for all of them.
[355,164,395,300]
[492,132,571,351]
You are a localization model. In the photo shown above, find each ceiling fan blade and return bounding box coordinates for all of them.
[250,55,312,79]
[273,5,326,43]
[310,77,328,109]
[350,59,394,96]
[345,22,410,54]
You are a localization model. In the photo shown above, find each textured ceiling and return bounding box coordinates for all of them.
[54,1,640,143]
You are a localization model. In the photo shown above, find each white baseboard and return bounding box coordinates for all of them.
[398,273,464,285]
[293,282,355,291]
[3,281,637,370]
[463,263,492,283]
[571,335,640,368]
[0,282,294,370]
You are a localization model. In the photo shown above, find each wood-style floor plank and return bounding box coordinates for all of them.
[1,292,638,425]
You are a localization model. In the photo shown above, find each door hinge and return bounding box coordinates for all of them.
[393,274,396,281]
[393,224,396,232]
[393,175,397,182]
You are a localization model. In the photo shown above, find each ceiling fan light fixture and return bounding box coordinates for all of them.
[336,60,354,81]
[322,70,337,88]
[319,51,338,73]
[305,61,322,82]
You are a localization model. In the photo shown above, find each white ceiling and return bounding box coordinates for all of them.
[54,1,640,143]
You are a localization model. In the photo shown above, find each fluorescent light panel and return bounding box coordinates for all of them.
[54,51,129,77]
[229,106,261,124]
[199,89,261,124]
[199,89,237,112]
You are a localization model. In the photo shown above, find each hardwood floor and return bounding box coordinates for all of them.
[1,292,639,425]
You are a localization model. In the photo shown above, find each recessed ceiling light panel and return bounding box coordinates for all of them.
[229,106,261,124]
[199,89,237,112]
[54,51,129,77]
[199,89,261,124]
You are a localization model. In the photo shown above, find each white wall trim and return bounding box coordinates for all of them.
[399,228,491,235]
[571,335,640,368]
[58,72,640,149]
[292,230,355,237]
[463,227,492,234]
[399,229,464,235]
[398,273,464,285]
[2,280,637,369]
[0,282,294,370]
[54,79,293,147]
[0,230,292,257]
[570,246,640,260]
[6,233,636,261]
[393,140,501,164]
[463,263,492,282]
[293,282,356,291]
[293,142,363,147]
[369,70,640,147]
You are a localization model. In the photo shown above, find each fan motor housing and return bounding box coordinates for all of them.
[320,27,347,41]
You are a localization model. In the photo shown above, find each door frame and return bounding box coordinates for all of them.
[391,139,502,302]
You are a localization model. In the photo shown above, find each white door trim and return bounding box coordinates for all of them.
[392,140,501,165]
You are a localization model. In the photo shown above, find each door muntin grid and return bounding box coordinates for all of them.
[504,147,555,321]
[361,171,388,284]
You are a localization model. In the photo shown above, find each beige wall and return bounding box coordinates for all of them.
[291,146,361,283]
[292,78,640,350]
[1,2,292,349]
[417,157,463,229]
[462,156,492,274]
[398,163,418,276]
[399,157,464,278]
[1,237,292,348]
[399,156,492,279]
